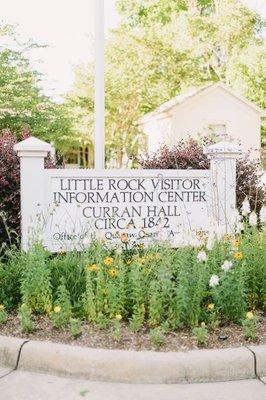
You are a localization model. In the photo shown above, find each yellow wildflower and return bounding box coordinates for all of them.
[223,234,231,242]
[104,257,113,266]
[126,260,132,265]
[54,306,61,313]
[109,268,118,278]
[232,238,241,248]
[207,303,215,311]
[87,264,99,272]
[234,252,243,260]
[102,289,108,296]
[246,312,254,320]
[137,257,146,265]
[115,314,122,321]
[0,304,5,311]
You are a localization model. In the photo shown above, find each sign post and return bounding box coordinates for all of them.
[94,0,105,169]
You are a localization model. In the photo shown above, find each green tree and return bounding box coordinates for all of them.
[0,23,74,152]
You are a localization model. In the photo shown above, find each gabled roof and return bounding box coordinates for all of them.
[138,82,266,124]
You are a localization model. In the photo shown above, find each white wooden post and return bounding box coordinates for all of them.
[94,0,105,169]
[205,141,241,233]
[14,137,51,251]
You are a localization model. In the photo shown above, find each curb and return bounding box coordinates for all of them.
[0,336,26,370]
[0,336,265,384]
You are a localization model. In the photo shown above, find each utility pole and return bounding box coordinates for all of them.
[94,0,105,169]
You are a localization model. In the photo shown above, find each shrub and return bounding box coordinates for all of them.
[139,137,265,213]
[192,323,209,346]
[70,318,82,338]
[20,246,53,314]
[0,131,21,248]
[51,278,72,329]
[0,304,8,324]
[242,312,258,341]
[19,303,35,333]
[149,327,165,348]
[0,130,60,250]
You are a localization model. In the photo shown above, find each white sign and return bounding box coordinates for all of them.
[14,137,241,252]
[43,170,210,250]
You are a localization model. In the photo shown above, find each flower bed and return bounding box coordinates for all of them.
[0,204,265,349]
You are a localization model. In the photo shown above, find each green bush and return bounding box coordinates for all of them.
[50,278,72,329]
[20,246,52,314]
[19,303,35,333]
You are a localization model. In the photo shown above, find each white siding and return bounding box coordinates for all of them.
[144,86,261,157]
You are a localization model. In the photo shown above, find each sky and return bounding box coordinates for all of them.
[0,0,120,100]
[0,0,265,101]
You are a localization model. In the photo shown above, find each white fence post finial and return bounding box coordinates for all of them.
[204,141,242,234]
[14,137,51,251]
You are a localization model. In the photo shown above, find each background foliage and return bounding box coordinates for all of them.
[140,137,266,213]
[66,0,266,166]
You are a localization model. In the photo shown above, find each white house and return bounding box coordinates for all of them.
[138,82,266,156]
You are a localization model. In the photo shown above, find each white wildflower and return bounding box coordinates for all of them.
[189,236,202,248]
[241,197,251,216]
[221,260,233,272]
[260,206,266,224]
[235,221,244,234]
[209,275,220,288]
[197,250,208,262]
[249,211,258,227]
[206,236,215,251]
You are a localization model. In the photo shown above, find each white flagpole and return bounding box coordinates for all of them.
[94,0,105,169]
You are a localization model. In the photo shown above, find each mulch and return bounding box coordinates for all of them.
[0,313,265,352]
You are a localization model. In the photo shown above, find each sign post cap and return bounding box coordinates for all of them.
[14,137,52,155]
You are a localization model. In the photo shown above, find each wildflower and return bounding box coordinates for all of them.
[246,312,254,320]
[235,221,244,234]
[207,303,215,311]
[232,238,241,248]
[206,236,214,251]
[109,268,118,278]
[234,252,243,260]
[137,257,146,265]
[120,233,129,243]
[104,257,113,266]
[102,289,108,296]
[221,260,233,272]
[87,264,99,272]
[54,306,61,313]
[0,304,5,311]
[249,211,258,227]
[241,197,251,216]
[209,275,219,288]
[223,234,231,242]
[197,250,208,262]
[126,260,132,265]
[260,206,266,224]
[115,314,122,321]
